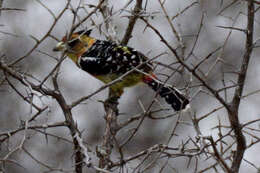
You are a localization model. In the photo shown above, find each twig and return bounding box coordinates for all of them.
[228,1,254,172]
[121,0,143,45]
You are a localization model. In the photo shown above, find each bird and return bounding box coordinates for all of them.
[53,29,190,111]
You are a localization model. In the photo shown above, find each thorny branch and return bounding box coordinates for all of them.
[228,1,254,172]
[121,0,143,45]
[0,0,260,173]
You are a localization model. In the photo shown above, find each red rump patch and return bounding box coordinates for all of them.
[143,74,157,84]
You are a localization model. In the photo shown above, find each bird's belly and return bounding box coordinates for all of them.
[95,72,144,89]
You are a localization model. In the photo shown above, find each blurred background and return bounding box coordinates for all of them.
[1,0,260,172]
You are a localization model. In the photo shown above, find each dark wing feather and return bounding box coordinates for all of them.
[79,40,152,76]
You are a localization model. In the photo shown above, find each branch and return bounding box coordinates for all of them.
[0,59,84,173]
[98,90,119,170]
[121,0,143,45]
[140,17,231,112]
[9,0,71,66]
[206,136,232,173]
[0,122,67,143]
[0,8,26,11]
[229,1,254,172]
[71,0,106,32]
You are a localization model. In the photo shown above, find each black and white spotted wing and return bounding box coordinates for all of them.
[78,40,152,76]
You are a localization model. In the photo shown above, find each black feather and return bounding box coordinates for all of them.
[77,29,92,36]
[145,79,189,111]
[68,39,79,48]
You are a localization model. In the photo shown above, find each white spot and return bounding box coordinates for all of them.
[107,57,112,61]
[112,60,116,63]
[123,56,128,61]
[182,104,191,112]
[81,57,99,61]
[77,56,82,66]
[131,55,136,59]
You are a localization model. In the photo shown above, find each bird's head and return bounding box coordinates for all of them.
[53,29,95,53]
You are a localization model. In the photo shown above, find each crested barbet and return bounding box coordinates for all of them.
[53,29,190,111]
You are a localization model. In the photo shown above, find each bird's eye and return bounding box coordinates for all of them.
[68,39,79,48]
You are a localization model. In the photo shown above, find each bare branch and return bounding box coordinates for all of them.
[121,0,143,45]
[228,1,254,172]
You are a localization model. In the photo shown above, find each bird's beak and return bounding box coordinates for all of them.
[53,41,66,52]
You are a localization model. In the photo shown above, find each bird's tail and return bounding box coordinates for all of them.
[143,75,190,111]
